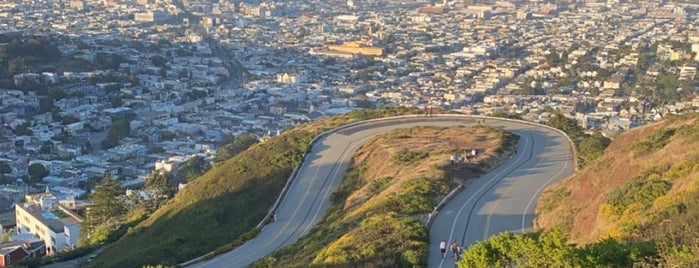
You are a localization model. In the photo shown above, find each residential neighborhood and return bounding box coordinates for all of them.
[0,0,697,264]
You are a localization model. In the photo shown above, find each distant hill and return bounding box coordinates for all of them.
[536,113,699,266]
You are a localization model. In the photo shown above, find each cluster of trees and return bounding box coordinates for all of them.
[213,133,259,163]
[548,111,611,167]
[81,166,187,248]
[172,155,211,185]
[101,114,134,149]
[0,35,61,78]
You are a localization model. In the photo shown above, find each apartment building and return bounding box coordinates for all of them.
[14,189,82,255]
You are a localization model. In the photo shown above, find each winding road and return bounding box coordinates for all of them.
[191,115,574,268]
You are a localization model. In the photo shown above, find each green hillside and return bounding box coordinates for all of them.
[86,107,429,267]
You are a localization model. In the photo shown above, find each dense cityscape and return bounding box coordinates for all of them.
[0,0,697,266]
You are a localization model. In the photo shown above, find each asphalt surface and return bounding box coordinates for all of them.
[192,116,574,268]
[428,119,574,267]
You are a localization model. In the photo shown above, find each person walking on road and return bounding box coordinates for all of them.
[451,240,460,259]
[439,240,447,258]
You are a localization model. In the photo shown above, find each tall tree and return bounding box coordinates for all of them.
[87,172,126,226]
[0,161,11,179]
[27,163,48,183]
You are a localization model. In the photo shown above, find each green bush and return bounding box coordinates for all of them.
[458,231,658,268]
[633,129,676,154]
[392,149,428,165]
[606,179,671,215]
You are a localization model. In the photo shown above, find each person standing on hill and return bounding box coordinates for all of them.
[439,240,447,258]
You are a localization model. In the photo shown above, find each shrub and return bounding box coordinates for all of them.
[633,129,676,154]
[606,179,671,215]
[392,149,428,165]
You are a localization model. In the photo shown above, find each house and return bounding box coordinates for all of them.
[0,239,46,266]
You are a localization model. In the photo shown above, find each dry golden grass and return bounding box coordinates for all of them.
[343,125,509,219]
[535,114,699,244]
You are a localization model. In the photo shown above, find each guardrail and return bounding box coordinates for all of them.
[183,113,577,266]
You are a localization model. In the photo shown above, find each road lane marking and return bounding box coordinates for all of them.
[521,157,570,233]
[481,141,547,240]
[438,132,532,268]
[207,144,329,267]
[302,135,373,235]
[481,176,519,240]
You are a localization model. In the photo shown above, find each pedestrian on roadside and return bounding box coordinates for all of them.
[451,240,460,259]
[439,240,447,258]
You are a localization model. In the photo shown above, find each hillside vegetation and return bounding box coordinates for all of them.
[251,125,517,267]
[86,107,435,267]
[534,113,699,266]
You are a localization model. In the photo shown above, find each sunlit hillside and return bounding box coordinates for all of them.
[536,113,699,266]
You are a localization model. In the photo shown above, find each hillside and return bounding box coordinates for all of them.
[85,107,433,267]
[251,125,517,267]
[536,113,699,265]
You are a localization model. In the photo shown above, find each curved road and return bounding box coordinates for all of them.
[192,116,574,268]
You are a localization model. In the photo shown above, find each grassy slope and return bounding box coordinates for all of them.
[536,113,699,252]
[251,125,517,267]
[87,107,427,267]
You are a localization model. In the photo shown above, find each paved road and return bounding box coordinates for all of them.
[428,119,574,267]
[192,116,574,268]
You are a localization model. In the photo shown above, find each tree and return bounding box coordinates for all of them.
[85,172,126,230]
[577,131,611,167]
[111,96,123,108]
[174,155,211,184]
[13,122,33,136]
[83,142,92,154]
[38,96,55,114]
[214,133,259,163]
[150,55,167,67]
[101,118,131,149]
[144,171,170,212]
[40,141,52,154]
[159,130,176,141]
[27,163,48,183]
[548,111,583,139]
[0,161,11,179]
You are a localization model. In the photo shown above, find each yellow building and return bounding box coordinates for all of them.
[326,42,383,57]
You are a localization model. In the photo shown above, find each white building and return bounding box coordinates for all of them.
[15,189,82,255]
